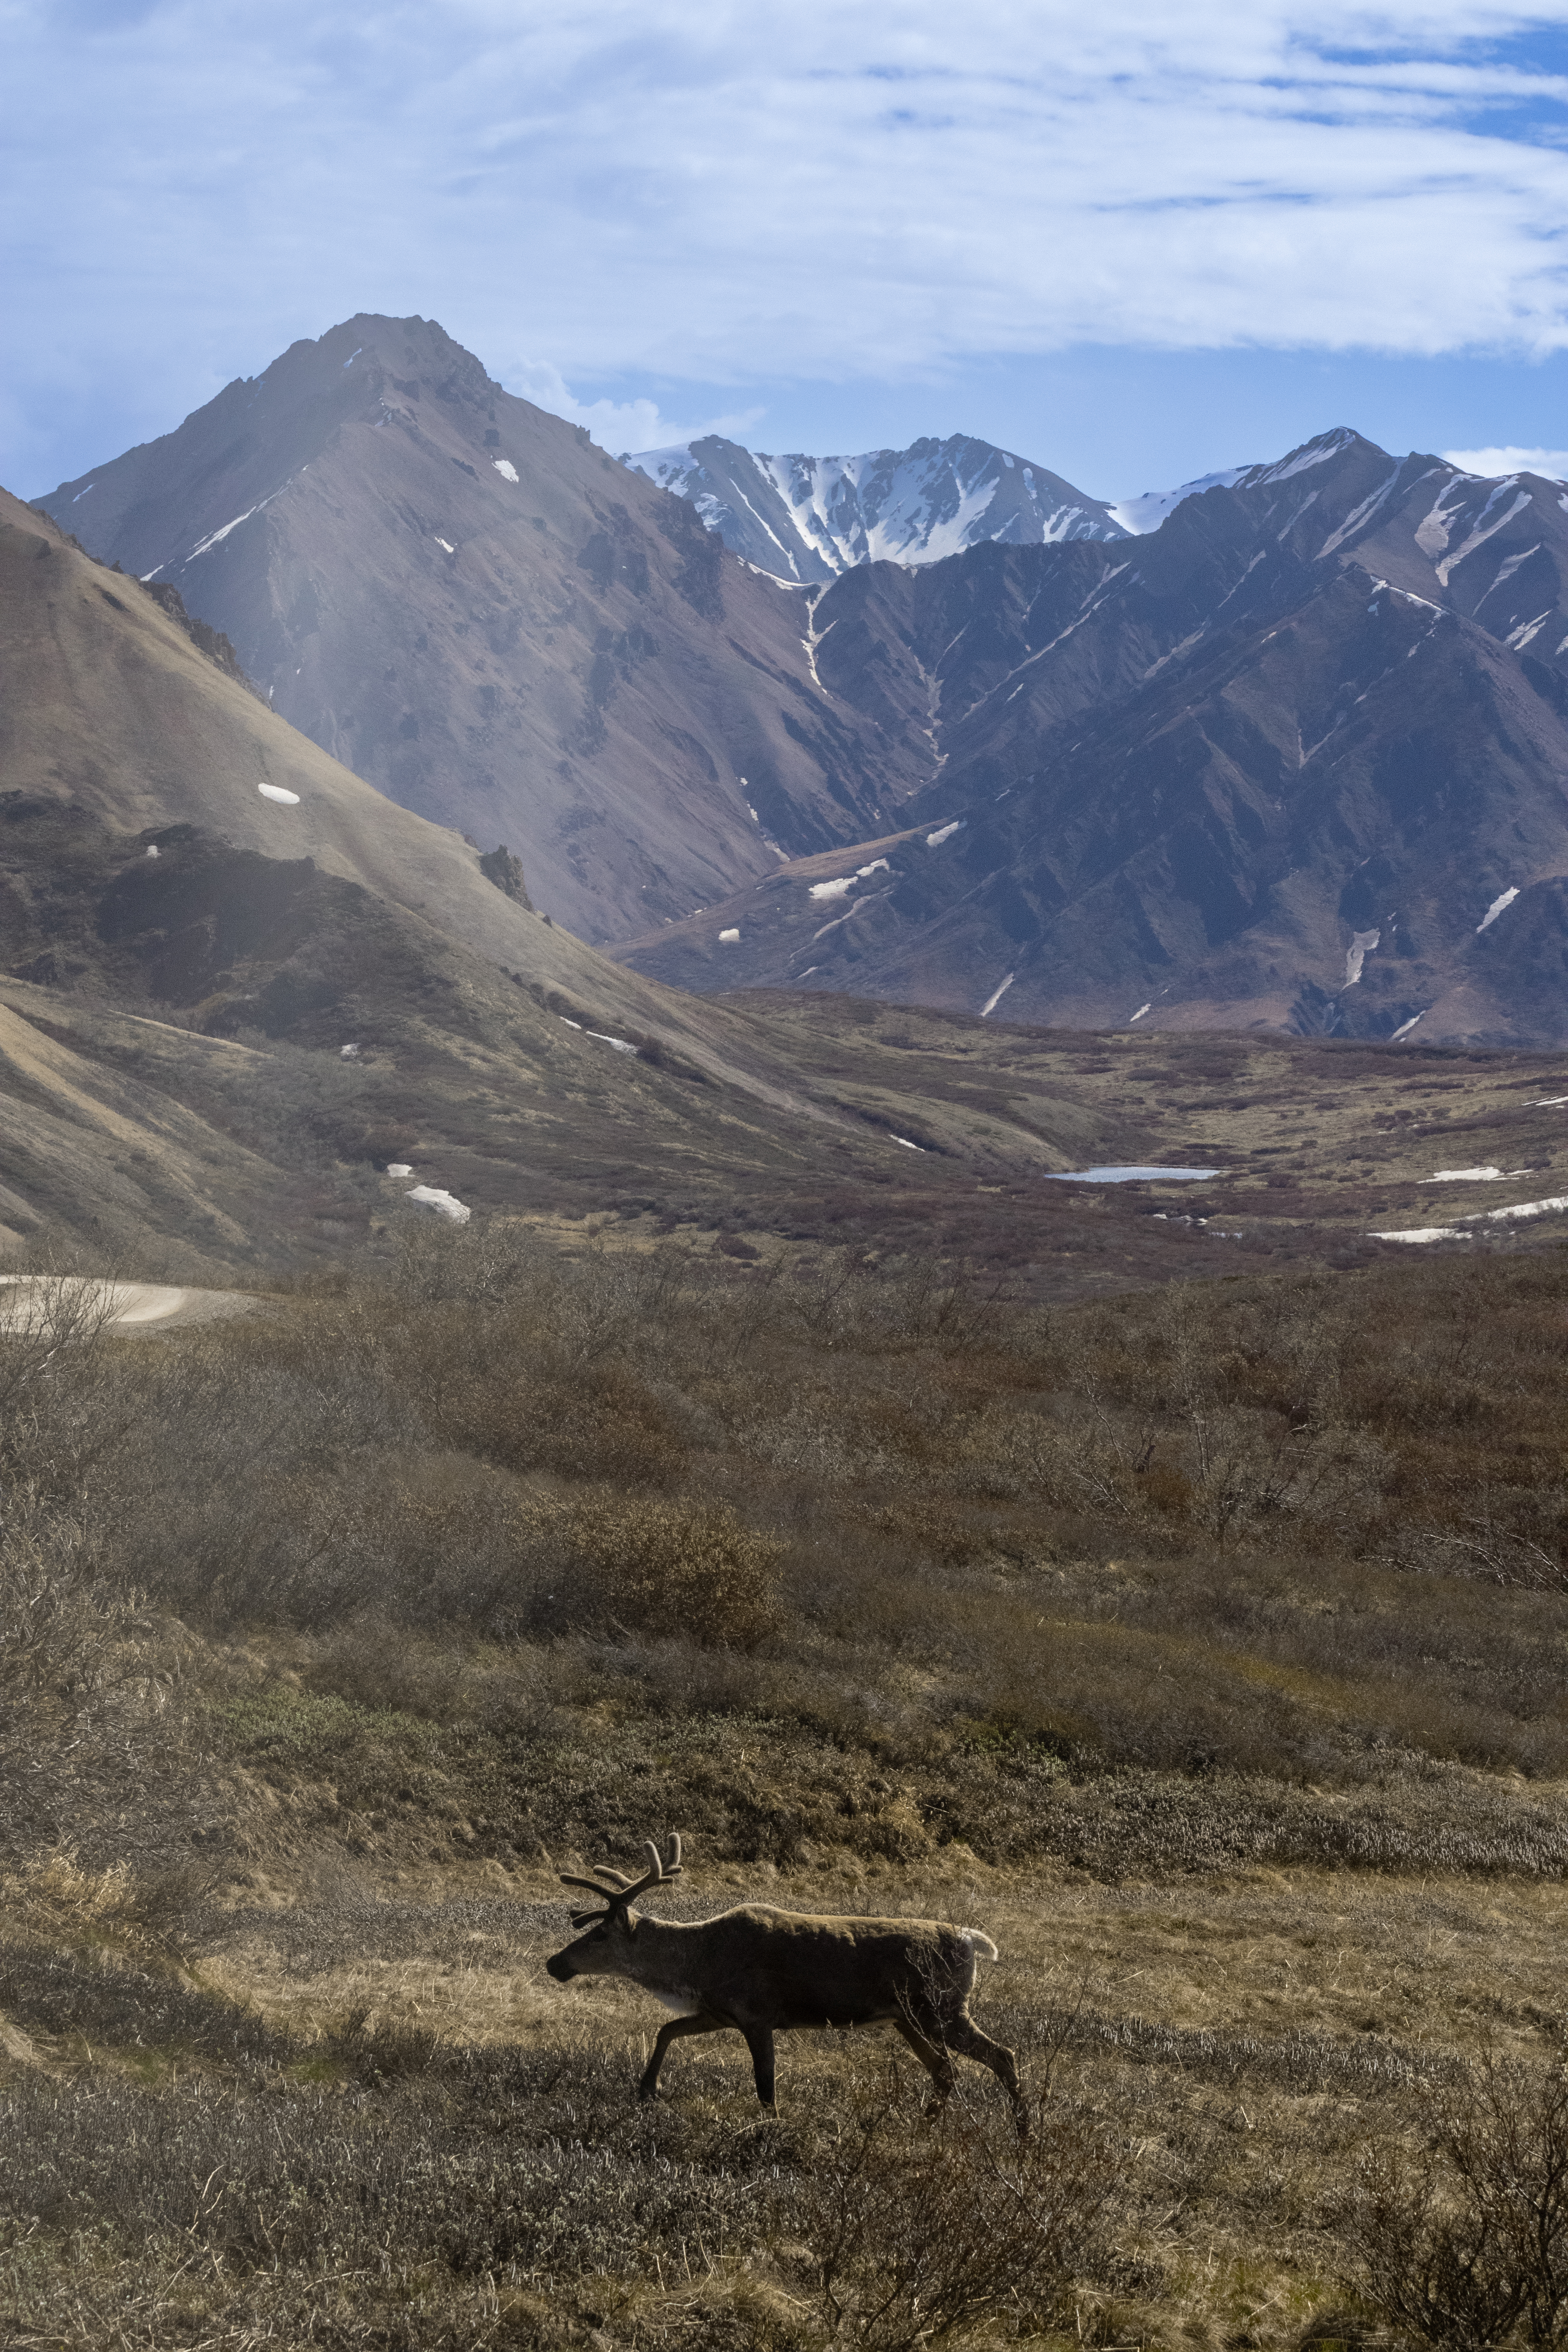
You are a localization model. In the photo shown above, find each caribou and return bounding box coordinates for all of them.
[544,1833,1027,2131]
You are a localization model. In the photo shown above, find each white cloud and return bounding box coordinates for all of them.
[1442,443,1568,477]
[7,1,1568,483]
[505,359,763,453]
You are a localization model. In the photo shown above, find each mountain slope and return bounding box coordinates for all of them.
[0,485,1220,1281]
[614,433,1568,1046]
[34,317,931,942]
[624,433,1127,583]
[20,474,1568,1285]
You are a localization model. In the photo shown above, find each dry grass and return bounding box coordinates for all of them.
[5,1220,1568,2343]
[5,1851,1568,2347]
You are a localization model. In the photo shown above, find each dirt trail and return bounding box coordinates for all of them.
[0,1276,263,1332]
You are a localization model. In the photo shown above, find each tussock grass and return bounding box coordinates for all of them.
[5,1222,1568,2343]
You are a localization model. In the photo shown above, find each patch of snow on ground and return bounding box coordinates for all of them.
[1344,928,1380,986]
[926,821,964,847]
[340,1044,359,1059]
[1391,1012,1425,1039]
[892,1136,925,1151]
[719,927,740,942]
[980,973,1015,1017]
[1372,1226,1467,1243]
[435,537,456,554]
[1129,1003,1152,1023]
[145,845,158,858]
[558,1017,583,1030]
[1475,1194,1568,1225]
[1374,1191,1568,1241]
[1437,487,1533,589]
[492,459,519,483]
[188,504,267,561]
[809,876,855,900]
[857,858,890,877]
[386,1163,412,1177]
[587,1031,638,1054]
[811,893,880,943]
[1477,886,1520,932]
[1425,1167,1503,1182]
[1532,1095,1568,1106]
[407,1186,470,1223]
[258,784,300,805]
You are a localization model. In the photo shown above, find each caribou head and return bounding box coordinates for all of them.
[544,1834,684,1982]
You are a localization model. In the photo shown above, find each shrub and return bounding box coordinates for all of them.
[1345,2057,1568,2349]
[538,1494,783,1649]
[802,2058,1113,2347]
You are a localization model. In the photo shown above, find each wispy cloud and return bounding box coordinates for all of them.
[1443,442,1568,476]
[506,362,763,455]
[6,2,1568,485]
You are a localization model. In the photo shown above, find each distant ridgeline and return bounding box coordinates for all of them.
[35,317,1568,1045]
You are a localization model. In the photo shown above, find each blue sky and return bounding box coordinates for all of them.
[7,1,1568,500]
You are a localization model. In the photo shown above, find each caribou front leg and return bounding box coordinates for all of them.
[639,2011,725,2100]
[742,2023,777,2109]
[893,2014,957,2116]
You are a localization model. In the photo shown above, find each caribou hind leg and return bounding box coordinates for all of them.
[944,2014,1029,2136]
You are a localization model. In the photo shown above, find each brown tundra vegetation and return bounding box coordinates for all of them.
[3,1217,1568,2349]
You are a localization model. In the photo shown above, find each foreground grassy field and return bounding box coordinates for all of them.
[6,1844,1568,2349]
[4,1221,1568,2347]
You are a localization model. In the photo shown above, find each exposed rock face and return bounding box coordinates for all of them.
[614,432,1568,1047]
[36,316,930,942]
[478,843,532,907]
[623,433,1126,583]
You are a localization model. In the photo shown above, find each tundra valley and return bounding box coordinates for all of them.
[4,319,1568,2352]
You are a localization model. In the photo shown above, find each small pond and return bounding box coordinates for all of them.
[1044,1166,1221,1183]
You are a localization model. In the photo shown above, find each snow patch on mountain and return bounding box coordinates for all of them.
[624,433,1126,583]
[1109,469,1250,535]
[1111,434,1374,539]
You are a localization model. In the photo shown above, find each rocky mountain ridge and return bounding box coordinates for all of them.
[622,433,1126,583]
[615,430,1568,1045]
[34,321,1568,1044]
[35,316,931,943]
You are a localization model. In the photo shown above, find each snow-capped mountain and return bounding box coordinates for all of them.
[623,434,1127,583]
[1107,466,1251,535]
[1106,431,1413,535]
[615,428,1568,1047]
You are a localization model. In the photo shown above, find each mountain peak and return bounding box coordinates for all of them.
[622,432,1127,583]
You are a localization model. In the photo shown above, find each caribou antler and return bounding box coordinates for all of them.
[559,1834,682,1922]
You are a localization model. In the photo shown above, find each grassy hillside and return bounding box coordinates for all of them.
[4,1222,1568,2347]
